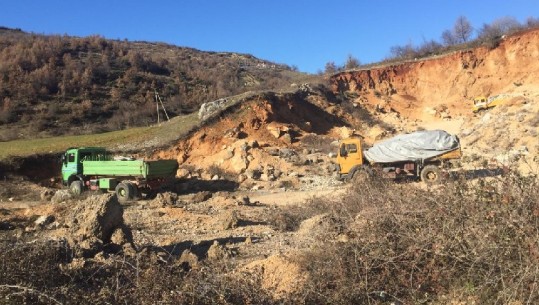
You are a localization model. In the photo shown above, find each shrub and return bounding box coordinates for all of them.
[294,172,539,304]
[206,164,235,181]
[0,239,274,305]
[301,134,335,154]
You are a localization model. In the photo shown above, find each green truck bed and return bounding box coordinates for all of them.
[82,159,178,179]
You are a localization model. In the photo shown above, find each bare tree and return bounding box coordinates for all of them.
[389,43,415,59]
[491,16,521,34]
[478,16,522,41]
[526,16,539,28]
[324,61,338,74]
[441,29,458,46]
[454,16,473,43]
[416,39,443,56]
[344,54,361,70]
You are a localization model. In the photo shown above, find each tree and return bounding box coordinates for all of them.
[478,17,522,41]
[454,16,473,43]
[441,29,457,46]
[324,61,338,74]
[344,54,361,70]
[526,17,539,28]
[416,39,443,57]
[491,16,521,34]
[389,43,415,60]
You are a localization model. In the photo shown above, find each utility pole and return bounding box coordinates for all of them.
[154,90,170,124]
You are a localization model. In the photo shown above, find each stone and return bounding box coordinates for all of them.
[267,126,282,138]
[223,149,234,160]
[177,249,199,270]
[207,241,232,260]
[34,215,55,228]
[66,194,125,247]
[40,189,55,201]
[51,190,73,204]
[302,121,312,132]
[176,168,191,179]
[230,156,249,173]
[237,174,247,183]
[198,98,227,121]
[282,133,293,144]
[110,225,134,246]
[220,210,240,230]
[246,169,262,180]
[266,148,280,156]
[148,192,179,208]
[279,148,297,159]
[192,191,212,203]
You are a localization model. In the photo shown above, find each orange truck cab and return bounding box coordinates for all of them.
[336,137,365,178]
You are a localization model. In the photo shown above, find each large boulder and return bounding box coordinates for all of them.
[51,190,73,204]
[65,194,133,257]
[198,98,227,121]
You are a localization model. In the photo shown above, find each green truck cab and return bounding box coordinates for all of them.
[61,147,178,202]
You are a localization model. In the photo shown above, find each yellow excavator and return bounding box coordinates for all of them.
[472,94,509,113]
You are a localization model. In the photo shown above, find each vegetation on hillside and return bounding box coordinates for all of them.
[324,15,539,73]
[0,27,306,140]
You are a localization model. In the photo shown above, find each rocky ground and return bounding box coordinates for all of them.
[0,162,348,298]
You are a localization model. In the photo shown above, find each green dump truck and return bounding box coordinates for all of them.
[61,147,178,202]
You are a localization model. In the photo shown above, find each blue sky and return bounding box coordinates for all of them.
[1,0,538,73]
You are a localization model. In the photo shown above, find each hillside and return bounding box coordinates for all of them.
[329,28,539,171]
[145,28,538,184]
[0,27,310,141]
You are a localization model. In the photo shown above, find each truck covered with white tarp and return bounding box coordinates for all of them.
[336,130,462,184]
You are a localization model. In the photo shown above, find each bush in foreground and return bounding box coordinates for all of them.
[1,171,537,304]
[293,172,539,304]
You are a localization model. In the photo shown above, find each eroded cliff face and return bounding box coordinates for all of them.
[330,28,539,119]
[328,29,539,172]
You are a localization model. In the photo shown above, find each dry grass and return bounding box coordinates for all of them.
[1,172,538,304]
[290,172,539,304]
[0,112,199,161]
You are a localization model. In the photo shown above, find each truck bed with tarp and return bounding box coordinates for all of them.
[363,130,461,164]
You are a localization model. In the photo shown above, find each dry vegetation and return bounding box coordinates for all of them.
[289,172,539,304]
[324,16,539,73]
[1,172,537,304]
[0,27,309,140]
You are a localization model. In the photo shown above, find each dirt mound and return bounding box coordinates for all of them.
[458,97,539,173]
[297,213,342,239]
[149,30,539,189]
[64,193,133,257]
[0,154,61,184]
[0,180,51,202]
[152,88,348,190]
[148,191,179,208]
[243,254,308,298]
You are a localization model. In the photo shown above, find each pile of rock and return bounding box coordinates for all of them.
[65,193,135,257]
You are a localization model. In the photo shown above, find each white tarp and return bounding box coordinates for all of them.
[363,130,460,163]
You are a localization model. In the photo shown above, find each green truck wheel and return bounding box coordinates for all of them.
[115,182,134,203]
[70,180,83,195]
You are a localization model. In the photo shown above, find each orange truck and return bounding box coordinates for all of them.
[336,130,461,184]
